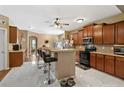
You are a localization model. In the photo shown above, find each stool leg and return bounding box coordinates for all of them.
[44,63,47,74]
[48,63,51,84]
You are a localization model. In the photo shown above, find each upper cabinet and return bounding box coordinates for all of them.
[68,21,124,45]
[87,25,93,37]
[93,24,103,44]
[115,21,124,44]
[9,26,17,43]
[83,27,87,37]
[73,33,78,45]
[78,30,83,45]
[83,25,93,38]
[103,24,115,44]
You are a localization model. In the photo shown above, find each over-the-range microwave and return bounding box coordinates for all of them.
[82,37,93,45]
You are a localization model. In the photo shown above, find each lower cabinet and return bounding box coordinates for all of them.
[76,51,80,62]
[96,54,105,71]
[90,53,124,79]
[9,52,23,67]
[115,57,124,79]
[90,53,96,68]
[105,56,115,75]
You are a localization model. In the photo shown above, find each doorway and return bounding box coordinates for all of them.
[0,29,7,71]
[29,36,38,55]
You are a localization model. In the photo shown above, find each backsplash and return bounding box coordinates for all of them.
[95,45,114,54]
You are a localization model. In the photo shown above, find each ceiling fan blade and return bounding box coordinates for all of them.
[44,20,51,23]
[49,24,54,27]
[63,23,69,26]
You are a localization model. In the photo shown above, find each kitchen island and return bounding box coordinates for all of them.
[51,49,76,80]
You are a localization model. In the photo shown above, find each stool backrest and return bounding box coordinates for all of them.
[37,49,48,60]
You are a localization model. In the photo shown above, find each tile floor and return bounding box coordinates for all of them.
[0,61,124,87]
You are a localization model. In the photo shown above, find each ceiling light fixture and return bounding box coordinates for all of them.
[76,18,84,23]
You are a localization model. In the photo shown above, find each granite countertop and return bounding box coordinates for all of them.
[9,49,26,52]
[51,48,77,52]
[90,51,124,58]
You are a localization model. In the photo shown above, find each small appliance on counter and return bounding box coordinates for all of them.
[13,44,21,51]
[114,45,124,55]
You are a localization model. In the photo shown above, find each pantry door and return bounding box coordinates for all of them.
[0,29,5,71]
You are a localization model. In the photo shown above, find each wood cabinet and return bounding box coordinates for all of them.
[93,25,103,44]
[9,52,23,67]
[87,25,93,37]
[83,27,87,37]
[90,53,96,68]
[115,21,124,44]
[76,51,80,62]
[69,21,124,46]
[9,26,17,43]
[103,24,115,44]
[78,31,83,45]
[73,33,78,45]
[90,53,124,79]
[105,55,115,75]
[83,25,93,37]
[115,57,124,79]
[96,54,104,71]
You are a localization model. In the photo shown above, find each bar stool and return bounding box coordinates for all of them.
[42,51,57,84]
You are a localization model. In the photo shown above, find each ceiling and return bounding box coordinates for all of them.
[0,5,122,35]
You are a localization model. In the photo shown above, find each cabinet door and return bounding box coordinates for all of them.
[93,25,103,44]
[96,54,104,71]
[90,53,96,68]
[105,55,115,75]
[73,33,78,45]
[115,57,124,79]
[87,25,93,37]
[103,24,115,44]
[115,21,124,44]
[9,52,23,67]
[83,27,87,37]
[9,26,17,43]
[78,31,83,45]
[76,51,80,62]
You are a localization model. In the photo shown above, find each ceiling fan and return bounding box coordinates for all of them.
[46,18,69,29]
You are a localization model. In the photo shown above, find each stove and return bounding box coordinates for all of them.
[79,45,96,67]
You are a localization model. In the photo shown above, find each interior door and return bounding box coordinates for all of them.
[29,36,37,55]
[0,29,5,71]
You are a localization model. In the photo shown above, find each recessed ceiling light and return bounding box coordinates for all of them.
[76,18,84,23]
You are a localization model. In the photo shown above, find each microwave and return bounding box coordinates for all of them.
[13,44,21,51]
[82,37,93,45]
[114,46,124,55]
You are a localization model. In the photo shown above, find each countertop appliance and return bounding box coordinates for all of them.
[13,44,21,51]
[82,37,93,45]
[114,46,124,55]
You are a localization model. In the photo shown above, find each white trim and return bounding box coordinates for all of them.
[0,27,8,70]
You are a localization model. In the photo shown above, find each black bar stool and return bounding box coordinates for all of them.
[37,49,57,84]
[42,51,57,84]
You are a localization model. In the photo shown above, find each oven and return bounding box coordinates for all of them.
[80,51,90,66]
